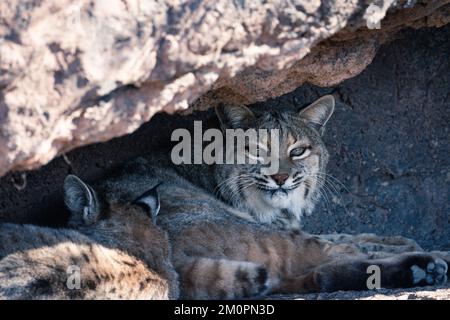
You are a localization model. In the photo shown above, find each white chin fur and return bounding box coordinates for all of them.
[244,184,311,224]
[269,185,309,218]
[265,192,291,208]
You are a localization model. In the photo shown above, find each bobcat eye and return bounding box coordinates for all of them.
[290,147,311,160]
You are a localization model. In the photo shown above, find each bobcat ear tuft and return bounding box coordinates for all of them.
[63,175,100,225]
[215,104,255,129]
[299,95,335,135]
[134,183,161,224]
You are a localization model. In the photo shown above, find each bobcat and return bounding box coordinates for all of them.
[94,95,449,299]
[0,175,178,300]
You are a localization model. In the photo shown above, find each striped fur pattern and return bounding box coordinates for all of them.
[0,176,178,300]
[156,175,449,298]
[90,95,450,299]
[97,161,449,299]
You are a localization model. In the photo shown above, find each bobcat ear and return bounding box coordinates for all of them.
[64,175,101,225]
[133,183,161,224]
[215,104,255,129]
[298,95,335,135]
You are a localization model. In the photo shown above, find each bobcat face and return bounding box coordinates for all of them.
[215,95,335,224]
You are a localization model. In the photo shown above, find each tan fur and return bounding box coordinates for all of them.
[90,95,449,299]
[0,200,178,300]
[148,179,448,299]
[168,214,449,298]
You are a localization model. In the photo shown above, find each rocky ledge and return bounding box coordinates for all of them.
[1,0,449,177]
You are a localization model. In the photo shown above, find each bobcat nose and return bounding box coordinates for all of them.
[271,173,289,186]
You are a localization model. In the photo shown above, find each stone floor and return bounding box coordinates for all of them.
[268,284,450,300]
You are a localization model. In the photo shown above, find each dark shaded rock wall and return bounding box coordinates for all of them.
[0,25,448,250]
[300,26,450,250]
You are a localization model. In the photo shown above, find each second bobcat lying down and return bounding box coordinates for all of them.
[0,175,178,299]
[95,95,449,299]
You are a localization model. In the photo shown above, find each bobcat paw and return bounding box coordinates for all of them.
[410,258,448,286]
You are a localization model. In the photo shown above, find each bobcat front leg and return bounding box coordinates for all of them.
[177,257,269,299]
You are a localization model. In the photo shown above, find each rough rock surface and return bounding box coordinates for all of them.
[269,284,450,300]
[1,0,450,177]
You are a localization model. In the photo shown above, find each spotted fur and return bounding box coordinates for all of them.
[0,176,178,300]
[92,95,449,299]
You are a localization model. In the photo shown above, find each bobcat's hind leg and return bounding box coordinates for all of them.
[177,257,269,299]
[313,252,447,292]
[275,252,447,294]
